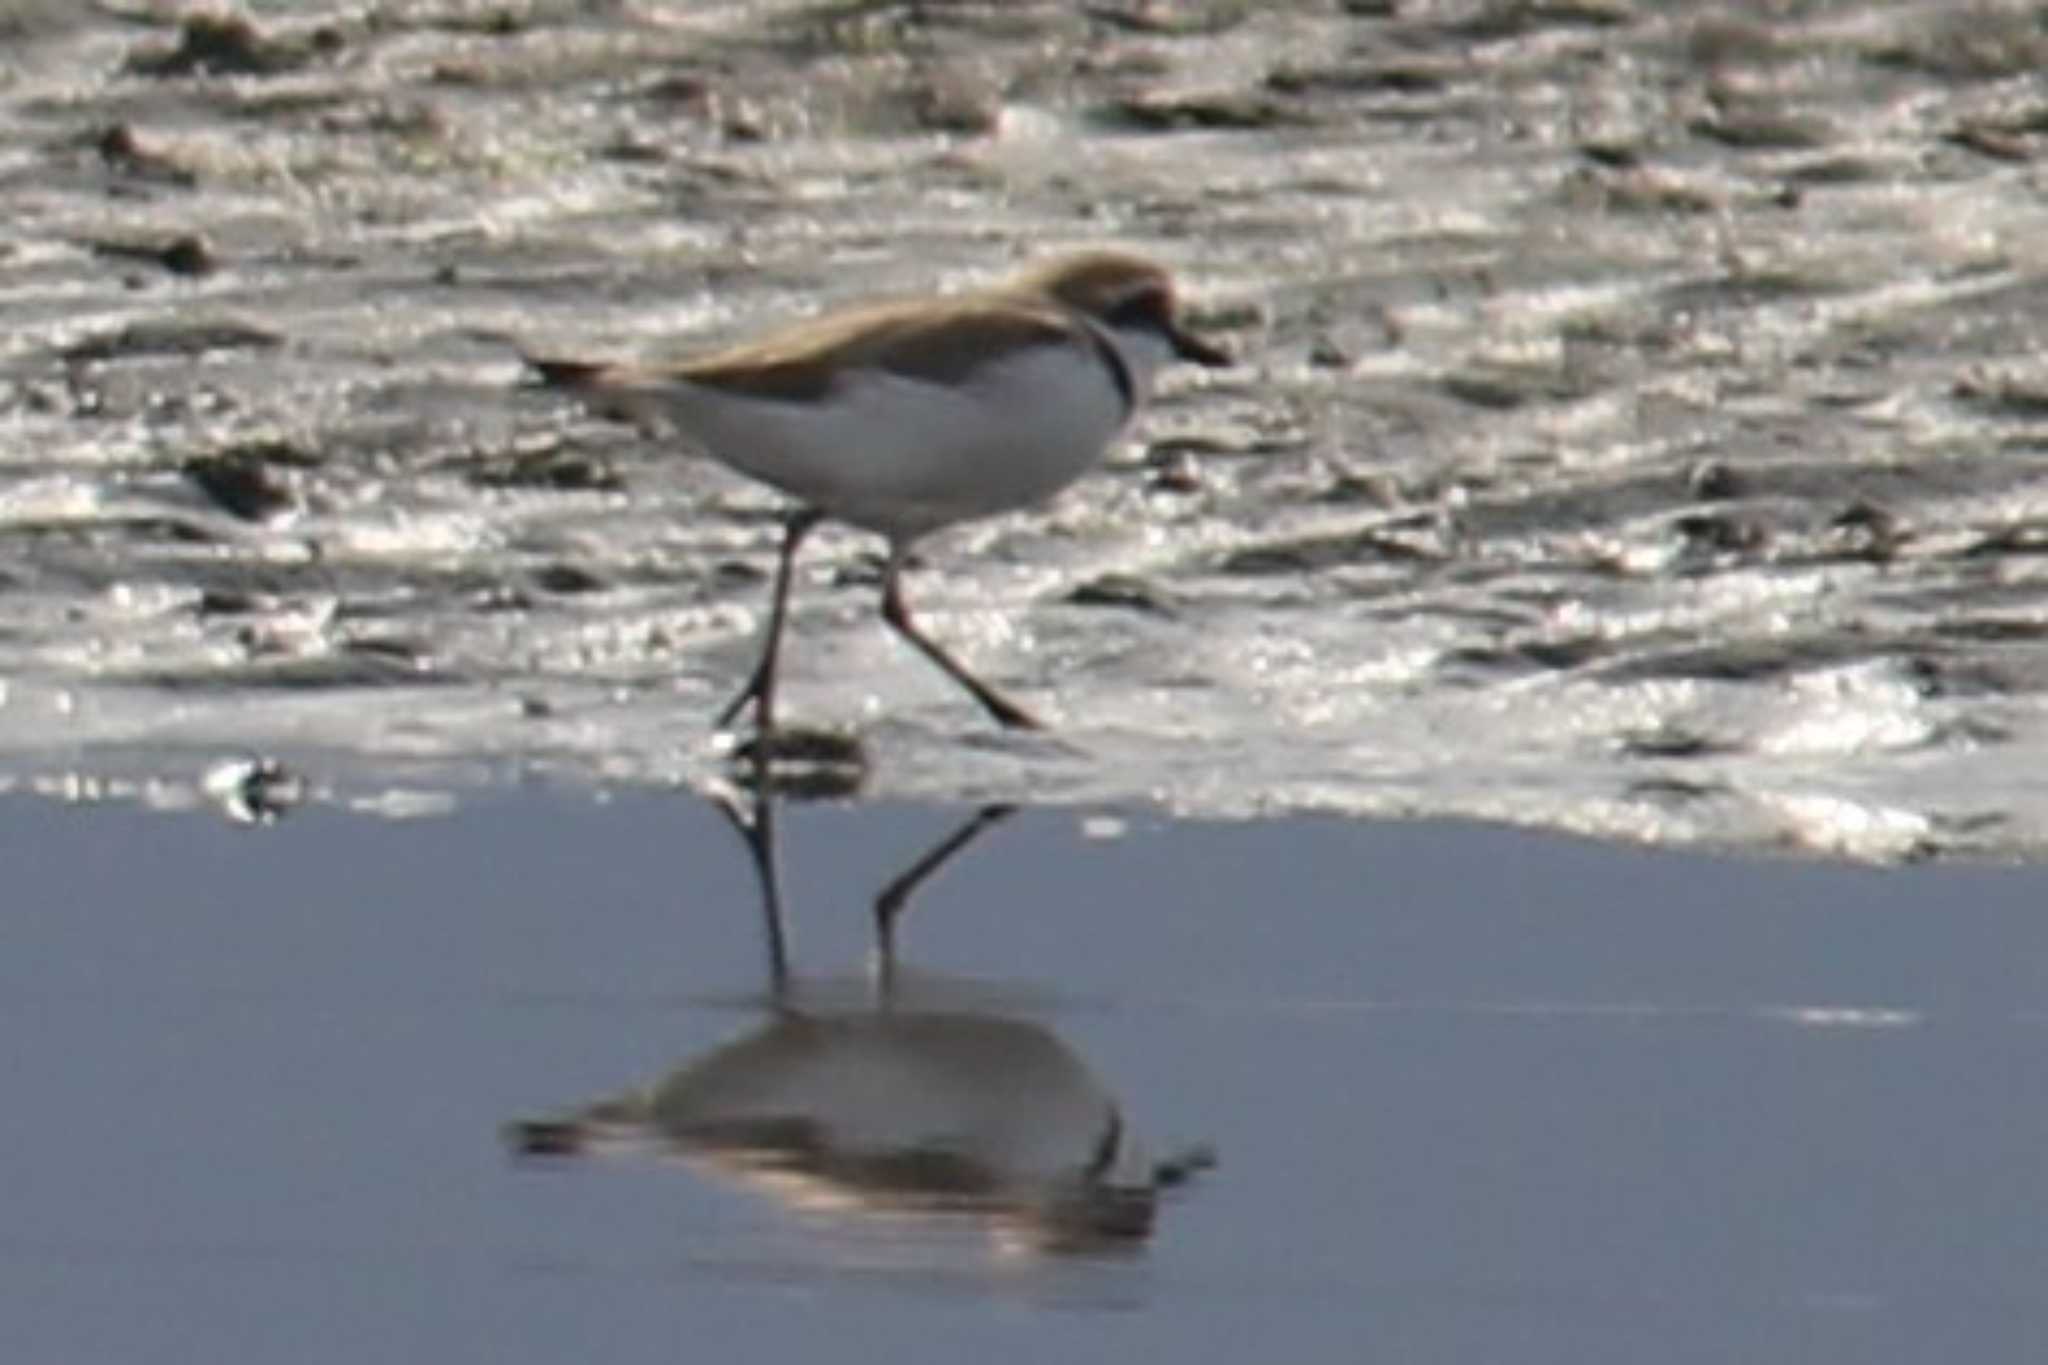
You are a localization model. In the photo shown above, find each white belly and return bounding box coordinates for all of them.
[666,345,1131,540]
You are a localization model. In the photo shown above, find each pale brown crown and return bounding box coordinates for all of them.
[1011,250,1229,369]
[1005,251,1178,332]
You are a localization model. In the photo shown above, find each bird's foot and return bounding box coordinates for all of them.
[724,722,869,800]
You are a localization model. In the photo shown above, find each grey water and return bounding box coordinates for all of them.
[6,788,2047,1362]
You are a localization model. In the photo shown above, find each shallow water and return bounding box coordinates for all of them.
[4,1,2048,854]
[8,787,2047,1361]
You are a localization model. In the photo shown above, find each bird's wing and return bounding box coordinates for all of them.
[666,297,1084,402]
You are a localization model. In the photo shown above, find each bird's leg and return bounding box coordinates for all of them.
[879,546,1044,730]
[872,803,1017,999]
[716,507,824,734]
[706,784,792,1000]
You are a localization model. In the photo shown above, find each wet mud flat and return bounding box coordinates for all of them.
[5,1,2048,855]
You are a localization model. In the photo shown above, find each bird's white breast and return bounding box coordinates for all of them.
[661,340,1132,540]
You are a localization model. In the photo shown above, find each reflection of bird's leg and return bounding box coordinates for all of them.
[716,506,826,735]
[872,804,1019,998]
[880,543,1043,730]
[708,785,790,1000]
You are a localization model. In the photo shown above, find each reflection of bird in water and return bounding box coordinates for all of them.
[509,791,1208,1255]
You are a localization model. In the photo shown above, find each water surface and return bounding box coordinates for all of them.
[5,787,2046,1361]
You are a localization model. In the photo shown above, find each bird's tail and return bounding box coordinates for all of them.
[522,354,672,431]
[523,355,612,391]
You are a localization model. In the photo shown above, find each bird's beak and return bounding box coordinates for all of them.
[1170,323,1232,368]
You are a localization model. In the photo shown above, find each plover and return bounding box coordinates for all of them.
[530,250,1229,733]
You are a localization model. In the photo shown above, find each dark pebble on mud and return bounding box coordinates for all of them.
[86,233,217,276]
[1618,726,1728,759]
[1101,90,1312,132]
[125,12,320,78]
[1265,61,1457,96]
[1066,573,1177,617]
[1687,460,1744,501]
[183,452,298,523]
[532,563,607,595]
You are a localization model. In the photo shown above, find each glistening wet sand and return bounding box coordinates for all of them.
[5,2,2048,853]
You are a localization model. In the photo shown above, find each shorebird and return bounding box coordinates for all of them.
[528,250,1229,735]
